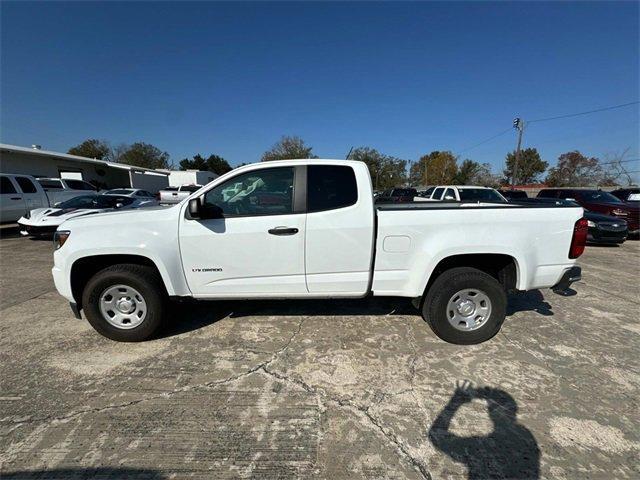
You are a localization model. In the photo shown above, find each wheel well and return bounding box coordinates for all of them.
[425,254,517,295]
[70,254,163,309]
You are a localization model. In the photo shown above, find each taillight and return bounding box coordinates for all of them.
[569,217,588,259]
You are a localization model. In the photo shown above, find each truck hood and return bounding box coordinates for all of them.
[61,204,176,229]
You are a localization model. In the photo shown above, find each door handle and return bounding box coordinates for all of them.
[11,197,22,200]
[268,227,299,236]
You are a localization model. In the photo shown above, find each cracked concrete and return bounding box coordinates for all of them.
[0,235,638,479]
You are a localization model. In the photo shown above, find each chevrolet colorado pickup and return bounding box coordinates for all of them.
[52,159,586,344]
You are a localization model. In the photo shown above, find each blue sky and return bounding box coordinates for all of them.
[1,1,638,178]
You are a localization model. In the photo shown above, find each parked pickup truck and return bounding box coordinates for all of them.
[52,160,586,344]
[1,174,96,223]
[158,184,203,204]
[415,185,507,203]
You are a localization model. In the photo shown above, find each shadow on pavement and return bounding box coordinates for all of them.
[160,296,418,338]
[162,291,561,338]
[507,289,554,316]
[1,467,166,479]
[428,381,540,480]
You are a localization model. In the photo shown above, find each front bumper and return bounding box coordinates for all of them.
[17,218,59,236]
[552,266,582,295]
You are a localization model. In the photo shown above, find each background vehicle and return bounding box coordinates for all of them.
[610,187,640,203]
[375,187,417,203]
[53,160,584,345]
[37,177,97,202]
[18,194,153,237]
[507,195,628,245]
[498,189,528,200]
[158,184,203,204]
[103,188,158,206]
[416,185,507,203]
[1,174,94,223]
[537,188,639,235]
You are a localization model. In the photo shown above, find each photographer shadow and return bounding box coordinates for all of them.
[428,382,540,480]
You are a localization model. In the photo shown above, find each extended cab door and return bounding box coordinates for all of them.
[180,166,308,297]
[304,164,375,295]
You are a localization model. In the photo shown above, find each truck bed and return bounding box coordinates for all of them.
[372,202,584,297]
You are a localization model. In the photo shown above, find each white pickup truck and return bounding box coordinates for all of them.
[1,174,97,223]
[52,160,585,344]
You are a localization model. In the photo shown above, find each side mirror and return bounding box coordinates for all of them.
[188,198,224,220]
[188,197,202,219]
[116,202,124,209]
[54,202,61,207]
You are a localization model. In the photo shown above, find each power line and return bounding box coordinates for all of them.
[528,101,639,124]
[457,127,512,154]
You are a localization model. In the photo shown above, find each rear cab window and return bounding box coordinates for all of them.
[38,179,63,190]
[307,165,358,212]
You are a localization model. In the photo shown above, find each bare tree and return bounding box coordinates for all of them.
[602,148,636,186]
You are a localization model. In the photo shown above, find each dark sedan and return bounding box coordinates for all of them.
[537,188,639,235]
[584,211,628,244]
[375,188,418,204]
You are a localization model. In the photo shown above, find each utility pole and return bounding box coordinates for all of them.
[512,117,525,189]
[424,159,428,187]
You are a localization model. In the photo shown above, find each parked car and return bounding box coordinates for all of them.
[498,189,528,200]
[610,188,640,203]
[375,188,418,203]
[508,195,628,245]
[0,174,94,223]
[17,194,152,237]
[537,188,639,235]
[103,188,158,206]
[52,159,584,345]
[158,185,203,205]
[416,185,507,203]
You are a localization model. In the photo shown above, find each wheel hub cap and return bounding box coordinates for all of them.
[456,299,475,316]
[115,297,135,314]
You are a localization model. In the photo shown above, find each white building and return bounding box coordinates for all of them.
[158,169,219,187]
[0,143,170,192]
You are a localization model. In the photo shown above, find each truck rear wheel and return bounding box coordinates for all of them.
[82,264,166,342]
[422,267,506,345]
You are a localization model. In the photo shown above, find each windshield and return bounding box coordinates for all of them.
[393,189,417,197]
[106,189,133,195]
[58,195,133,209]
[579,191,623,204]
[458,188,506,202]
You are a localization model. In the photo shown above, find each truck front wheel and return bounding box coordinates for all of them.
[82,264,166,342]
[422,267,506,345]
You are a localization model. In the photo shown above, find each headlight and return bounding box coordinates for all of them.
[53,230,70,250]
[587,220,596,227]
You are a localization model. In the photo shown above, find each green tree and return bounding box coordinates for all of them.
[119,142,171,169]
[453,160,499,186]
[68,139,110,160]
[410,151,458,186]
[261,136,318,161]
[502,148,548,185]
[545,151,602,187]
[454,159,481,185]
[349,147,407,190]
[179,154,232,175]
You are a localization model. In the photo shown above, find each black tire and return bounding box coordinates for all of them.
[82,264,166,342]
[422,267,507,345]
